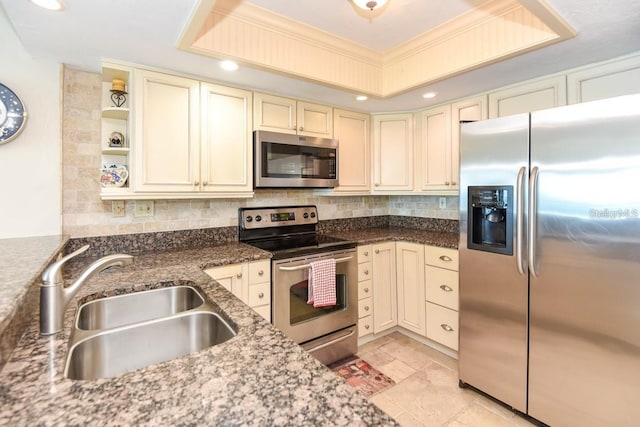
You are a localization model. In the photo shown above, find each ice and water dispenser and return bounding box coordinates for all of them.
[467,186,513,255]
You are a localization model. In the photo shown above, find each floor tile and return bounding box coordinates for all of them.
[378,359,416,383]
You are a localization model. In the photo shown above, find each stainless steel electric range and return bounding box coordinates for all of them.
[238,205,357,365]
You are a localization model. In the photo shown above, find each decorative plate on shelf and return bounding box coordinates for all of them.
[0,83,28,145]
[100,164,129,187]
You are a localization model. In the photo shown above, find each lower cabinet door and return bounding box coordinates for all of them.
[359,316,373,338]
[426,302,459,350]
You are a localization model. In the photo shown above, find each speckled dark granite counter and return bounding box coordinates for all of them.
[0,242,399,426]
[326,227,459,249]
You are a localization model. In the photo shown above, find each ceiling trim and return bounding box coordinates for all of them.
[178,0,575,98]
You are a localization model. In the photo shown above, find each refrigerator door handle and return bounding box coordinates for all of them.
[528,166,540,277]
[516,166,527,276]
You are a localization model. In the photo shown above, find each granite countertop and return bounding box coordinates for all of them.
[0,241,398,426]
[328,227,459,249]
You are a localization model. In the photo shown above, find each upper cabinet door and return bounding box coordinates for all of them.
[253,93,297,134]
[488,75,567,118]
[332,109,370,194]
[200,83,253,194]
[133,69,200,192]
[372,113,414,192]
[419,105,452,192]
[450,96,487,189]
[296,101,333,138]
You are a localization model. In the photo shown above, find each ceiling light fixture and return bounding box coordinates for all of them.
[220,60,239,71]
[352,0,388,11]
[356,95,368,101]
[422,92,437,99]
[30,0,65,11]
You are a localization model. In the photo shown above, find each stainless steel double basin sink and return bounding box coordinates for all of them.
[64,285,237,380]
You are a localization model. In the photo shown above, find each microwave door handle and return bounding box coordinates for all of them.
[278,256,353,271]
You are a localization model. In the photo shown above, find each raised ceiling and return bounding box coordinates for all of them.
[1,0,640,112]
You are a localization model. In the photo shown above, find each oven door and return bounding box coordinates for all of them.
[272,249,357,345]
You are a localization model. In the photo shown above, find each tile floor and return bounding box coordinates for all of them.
[357,332,535,427]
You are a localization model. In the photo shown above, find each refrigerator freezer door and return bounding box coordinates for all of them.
[458,114,529,412]
[528,95,640,426]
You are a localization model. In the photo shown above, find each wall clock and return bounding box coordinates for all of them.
[0,83,28,145]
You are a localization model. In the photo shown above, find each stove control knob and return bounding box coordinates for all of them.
[245,215,253,223]
[310,212,316,218]
[303,212,309,219]
[255,215,262,222]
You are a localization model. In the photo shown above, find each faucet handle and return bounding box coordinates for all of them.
[42,244,90,287]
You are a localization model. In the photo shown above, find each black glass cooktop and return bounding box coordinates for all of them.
[246,233,356,260]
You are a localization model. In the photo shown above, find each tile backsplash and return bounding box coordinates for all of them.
[62,67,459,238]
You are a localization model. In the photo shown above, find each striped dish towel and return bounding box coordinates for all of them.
[307,259,337,307]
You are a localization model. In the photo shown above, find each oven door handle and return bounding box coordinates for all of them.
[277,256,354,271]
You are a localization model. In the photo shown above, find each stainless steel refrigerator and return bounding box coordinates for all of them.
[458,94,640,427]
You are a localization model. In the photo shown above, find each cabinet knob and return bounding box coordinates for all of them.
[440,285,453,292]
[193,181,199,186]
[236,273,242,279]
[364,306,370,311]
[439,255,452,262]
[364,251,369,256]
[364,288,369,293]
[202,181,208,187]
[365,324,370,330]
[258,292,264,299]
[299,126,303,131]
[374,183,379,187]
[445,181,450,185]
[258,270,264,276]
[452,181,457,186]
[375,249,380,254]
[363,269,369,275]
[440,324,454,332]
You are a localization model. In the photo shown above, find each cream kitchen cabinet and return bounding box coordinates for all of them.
[488,75,567,118]
[396,242,426,336]
[132,69,253,197]
[331,109,371,194]
[372,242,397,333]
[205,259,271,321]
[372,113,414,193]
[567,53,640,104]
[417,96,485,194]
[357,245,373,338]
[253,92,333,138]
[424,246,459,351]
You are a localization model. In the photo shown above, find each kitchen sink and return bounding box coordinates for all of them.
[76,286,205,330]
[64,286,237,380]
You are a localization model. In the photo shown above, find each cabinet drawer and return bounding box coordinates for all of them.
[358,245,372,263]
[358,279,372,300]
[248,260,270,284]
[425,266,459,310]
[358,297,373,319]
[358,262,372,282]
[252,304,271,322]
[247,282,270,307]
[425,246,459,271]
[359,316,373,338]
[426,302,458,351]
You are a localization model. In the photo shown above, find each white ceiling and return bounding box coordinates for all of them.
[1,0,640,112]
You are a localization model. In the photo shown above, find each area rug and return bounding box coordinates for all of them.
[330,357,395,397]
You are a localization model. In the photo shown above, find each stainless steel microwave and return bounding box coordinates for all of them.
[254,130,338,188]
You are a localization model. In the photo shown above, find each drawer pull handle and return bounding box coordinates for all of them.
[236,273,242,279]
[440,285,453,292]
[365,324,370,330]
[364,251,369,256]
[258,270,264,276]
[258,292,264,299]
[439,255,452,262]
[441,324,454,332]
[364,269,369,275]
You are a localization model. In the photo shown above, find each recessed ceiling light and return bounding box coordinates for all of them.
[220,60,239,71]
[31,0,65,11]
[422,92,437,99]
[356,95,368,101]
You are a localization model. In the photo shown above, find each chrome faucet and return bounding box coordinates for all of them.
[40,245,134,335]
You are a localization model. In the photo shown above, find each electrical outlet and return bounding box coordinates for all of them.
[134,200,154,217]
[112,200,125,217]
[439,197,447,209]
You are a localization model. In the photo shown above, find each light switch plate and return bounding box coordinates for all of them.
[112,201,125,217]
[134,200,154,217]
